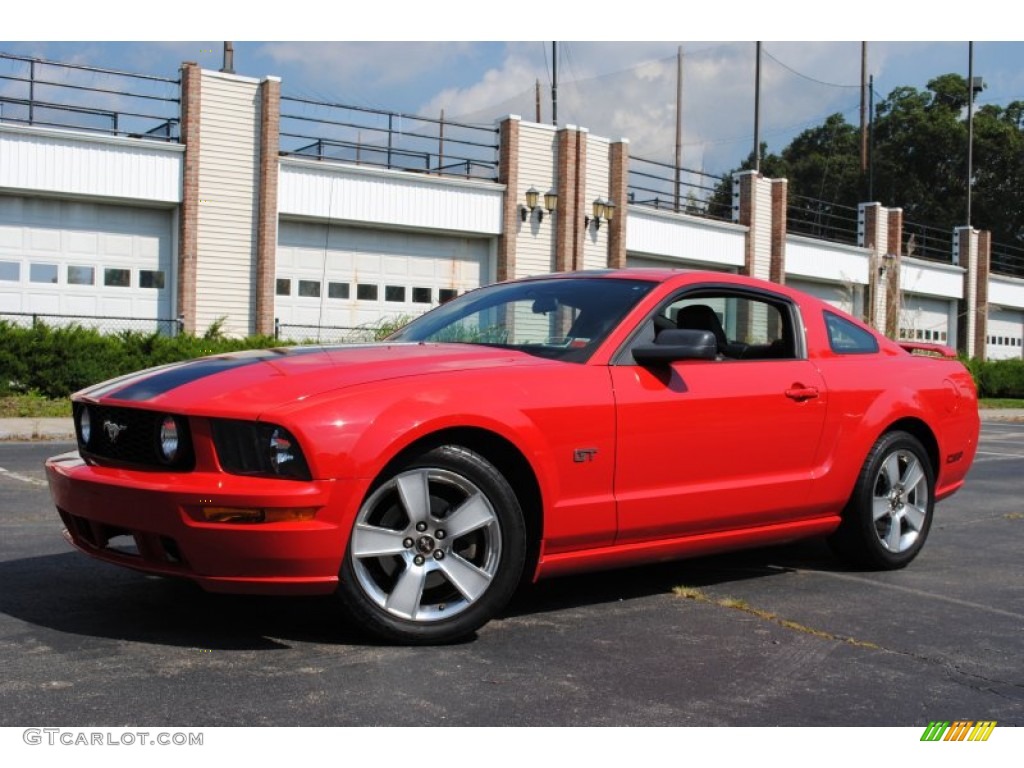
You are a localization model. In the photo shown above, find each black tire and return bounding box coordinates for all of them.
[828,430,935,570]
[337,445,526,644]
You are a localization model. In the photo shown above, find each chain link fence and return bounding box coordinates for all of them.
[0,312,183,336]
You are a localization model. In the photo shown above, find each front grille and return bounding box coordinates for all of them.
[75,404,194,471]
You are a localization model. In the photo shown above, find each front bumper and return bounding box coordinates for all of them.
[46,450,352,595]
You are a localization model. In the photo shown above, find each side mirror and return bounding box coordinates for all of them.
[633,329,717,365]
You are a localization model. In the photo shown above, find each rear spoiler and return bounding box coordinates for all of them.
[899,342,958,359]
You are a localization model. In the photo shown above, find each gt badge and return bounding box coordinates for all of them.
[573,448,598,463]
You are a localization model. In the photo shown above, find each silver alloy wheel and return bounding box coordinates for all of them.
[871,449,929,553]
[350,467,503,622]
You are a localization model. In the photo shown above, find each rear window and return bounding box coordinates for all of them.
[824,311,879,354]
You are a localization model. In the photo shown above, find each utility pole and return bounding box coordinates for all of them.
[551,42,558,127]
[967,41,975,228]
[860,42,868,174]
[674,46,683,213]
[753,42,762,172]
[535,79,542,123]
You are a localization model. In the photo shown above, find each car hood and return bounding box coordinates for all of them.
[75,343,555,417]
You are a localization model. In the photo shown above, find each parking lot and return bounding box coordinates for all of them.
[1,422,1022,727]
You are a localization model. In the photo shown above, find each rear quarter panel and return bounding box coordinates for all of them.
[804,312,979,512]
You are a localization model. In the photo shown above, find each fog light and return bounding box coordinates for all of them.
[201,507,318,524]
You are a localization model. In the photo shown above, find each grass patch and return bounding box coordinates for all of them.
[673,585,881,650]
[979,398,1024,409]
[0,393,72,418]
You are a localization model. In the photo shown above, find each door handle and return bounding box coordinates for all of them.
[785,385,819,401]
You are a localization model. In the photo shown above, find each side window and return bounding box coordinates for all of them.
[824,311,879,354]
[654,291,798,360]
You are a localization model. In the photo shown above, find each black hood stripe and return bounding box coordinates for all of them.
[100,347,328,402]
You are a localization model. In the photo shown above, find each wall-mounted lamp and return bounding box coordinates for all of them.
[584,198,615,231]
[521,187,558,223]
[878,252,896,278]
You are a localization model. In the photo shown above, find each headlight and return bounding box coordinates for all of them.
[211,420,312,481]
[77,405,92,445]
[158,415,181,463]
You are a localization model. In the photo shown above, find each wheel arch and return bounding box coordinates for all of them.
[376,426,544,584]
[880,417,939,480]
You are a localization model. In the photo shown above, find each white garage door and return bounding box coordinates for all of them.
[987,307,1024,360]
[0,195,173,331]
[626,253,734,272]
[899,294,955,346]
[787,277,864,317]
[275,222,492,341]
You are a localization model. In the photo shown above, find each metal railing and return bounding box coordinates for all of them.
[0,52,180,140]
[991,240,1024,279]
[903,221,955,264]
[279,95,500,180]
[1,311,183,336]
[627,157,731,221]
[786,195,860,246]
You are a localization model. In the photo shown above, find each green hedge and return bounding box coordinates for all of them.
[4,318,1021,401]
[964,357,1024,399]
[0,321,289,399]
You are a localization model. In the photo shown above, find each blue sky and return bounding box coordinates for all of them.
[4,3,1021,175]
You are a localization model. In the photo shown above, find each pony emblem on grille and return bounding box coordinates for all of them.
[103,420,128,443]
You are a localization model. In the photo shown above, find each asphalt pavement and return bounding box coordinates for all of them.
[0,423,1022,726]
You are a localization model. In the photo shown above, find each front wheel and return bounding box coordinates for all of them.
[337,445,526,644]
[828,431,935,570]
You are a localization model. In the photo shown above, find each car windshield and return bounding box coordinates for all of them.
[389,276,655,362]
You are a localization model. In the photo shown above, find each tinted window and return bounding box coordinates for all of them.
[298,280,321,298]
[0,261,20,281]
[650,291,798,360]
[328,282,349,299]
[139,270,165,289]
[104,268,131,287]
[825,311,879,354]
[357,284,378,301]
[276,278,291,296]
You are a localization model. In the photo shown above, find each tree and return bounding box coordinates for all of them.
[708,74,1024,250]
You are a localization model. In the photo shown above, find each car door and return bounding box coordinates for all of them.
[609,288,829,544]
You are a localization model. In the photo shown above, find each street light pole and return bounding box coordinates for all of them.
[967,41,975,228]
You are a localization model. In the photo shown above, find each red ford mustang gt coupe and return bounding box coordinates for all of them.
[46,270,979,644]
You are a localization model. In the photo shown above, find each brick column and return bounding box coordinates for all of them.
[732,170,772,281]
[859,202,890,331]
[955,226,981,359]
[769,178,787,284]
[555,127,581,272]
[885,208,903,339]
[177,62,201,334]
[975,230,991,360]
[496,116,521,283]
[607,139,629,269]
[254,76,280,337]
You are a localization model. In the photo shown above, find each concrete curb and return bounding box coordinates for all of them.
[0,418,75,442]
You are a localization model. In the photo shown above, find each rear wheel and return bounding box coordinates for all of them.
[338,445,526,644]
[828,431,935,570]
